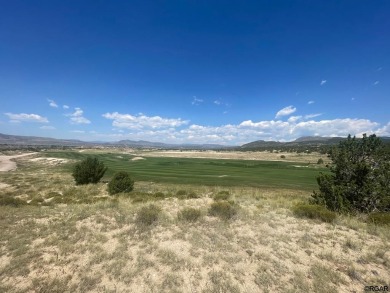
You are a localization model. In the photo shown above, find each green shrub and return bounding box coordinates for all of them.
[292,203,337,223]
[208,201,238,220]
[152,192,166,199]
[367,213,390,226]
[187,192,200,199]
[136,204,161,226]
[176,190,187,196]
[280,155,286,159]
[317,158,324,164]
[311,134,390,213]
[178,207,201,222]
[72,157,107,185]
[213,191,231,201]
[108,171,134,195]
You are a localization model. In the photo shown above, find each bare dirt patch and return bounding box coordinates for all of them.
[0,152,37,172]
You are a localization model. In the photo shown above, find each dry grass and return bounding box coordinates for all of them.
[0,153,389,292]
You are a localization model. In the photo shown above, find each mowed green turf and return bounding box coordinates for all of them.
[44,151,326,190]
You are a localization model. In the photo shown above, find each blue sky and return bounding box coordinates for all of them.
[1,0,389,145]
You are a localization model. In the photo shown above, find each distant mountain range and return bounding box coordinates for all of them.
[0,133,389,149]
[0,133,229,149]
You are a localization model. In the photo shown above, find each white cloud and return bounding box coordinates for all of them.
[191,96,203,105]
[4,113,49,123]
[308,100,315,105]
[90,115,389,145]
[63,105,69,109]
[275,105,297,118]
[374,81,380,85]
[67,108,91,124]
[214,100,221,105]
[103,112,189,130]
[304,113,322,119]
[287,116,302,123]
[47,99,58,108]
[320,80,327,86]
[40,125,56,130]
[70,130,85,133]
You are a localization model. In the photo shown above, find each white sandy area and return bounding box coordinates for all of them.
[0,153,37,172]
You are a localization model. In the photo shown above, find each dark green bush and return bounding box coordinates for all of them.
[178,207,201,222]
[317,158,324,164]
[292,203,337,223]
[213,191,231,201]
[72,157,107,185]
[108,171,134,195]
[208,200,238,220]
[136,204,161,226]
[367,213,390,226]
[280,155,286,159]
[312,134,390,213]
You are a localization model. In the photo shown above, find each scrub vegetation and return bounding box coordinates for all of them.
[0,147,389,292]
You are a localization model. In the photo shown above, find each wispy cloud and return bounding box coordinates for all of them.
[373,81,380,85]
[320,80,327,86]
[275,105,297,118]
[70,130,85,133]
[63,105,69,109]
[191,96,203,105]
[67,108,91,124]
[40,125,56,130]
[103,112,189,130]
[47,99,58,108]
[304,113,322,119]
[214,100,221,105]
[4,113,49,123]
[308,100,315,105]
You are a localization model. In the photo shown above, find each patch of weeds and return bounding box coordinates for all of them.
[31,275,76,293]
[178,207,202,222]
[187,191,201,199]
[204,271,240,293]
[254,264,276,289]
[310,263,345,293]
[152,191,166,199]
[343,238,359,251]
[287,270,311,292]
[157,249,186,271]
[367,213,390,226]
[213,190,231,201]
[136,204,161,226]
[0,194,26,207]
[176,189,188,199]
[346,265,361,281]
[292,203,337,223]
[208,200,238,220]
[161,273,184,292]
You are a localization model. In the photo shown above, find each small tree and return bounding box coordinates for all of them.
[108,171,134,195]
[311,134,390,213]
[72,157,107,185]
[317,158,324,164]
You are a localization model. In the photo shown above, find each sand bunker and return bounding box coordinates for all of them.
[29,157,69,165]
[131,157,145,161]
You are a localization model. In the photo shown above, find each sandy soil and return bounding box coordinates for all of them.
[0,153,37,172]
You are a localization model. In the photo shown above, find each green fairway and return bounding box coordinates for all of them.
[44,151,326,190]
